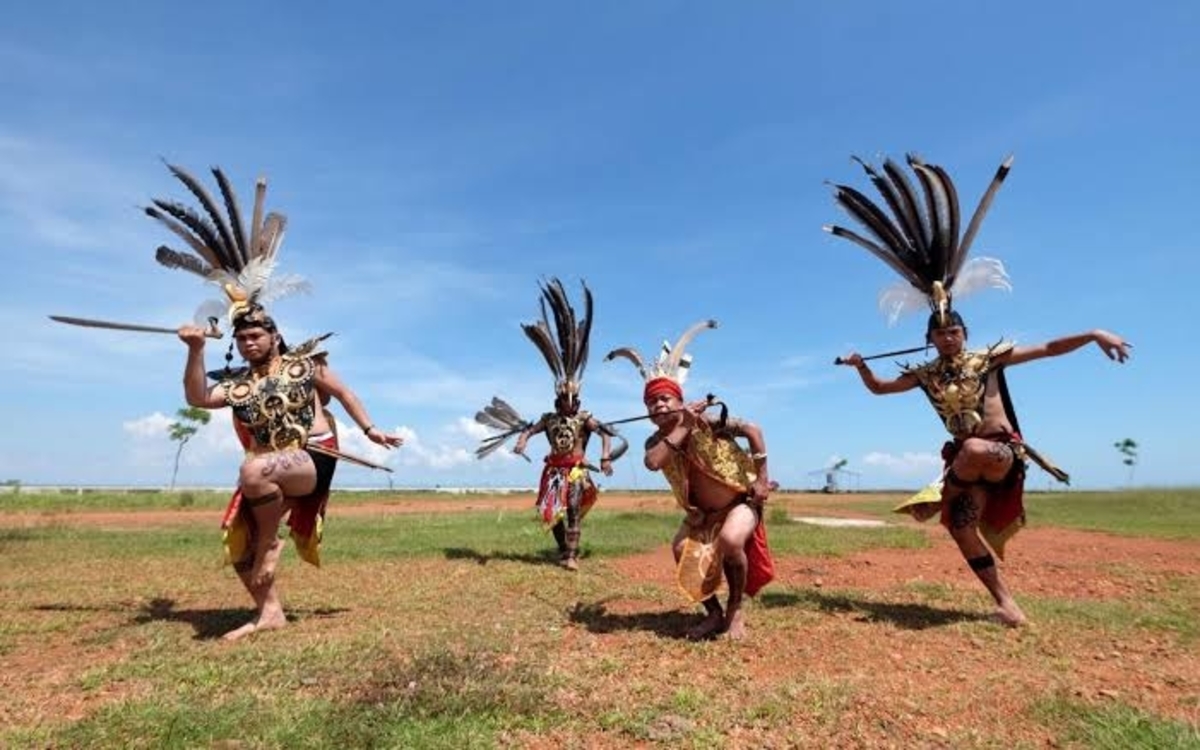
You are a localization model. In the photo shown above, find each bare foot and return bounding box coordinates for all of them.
[222,608,287,642]
[562,557,579,571]
[686,609,725,641]
[723,609,747,641]
[250,539,283,588]
[993,599,1027,628]
[221,621,259,642]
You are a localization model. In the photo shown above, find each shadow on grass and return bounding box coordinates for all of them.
[758,590,987,630]
[568,599,698,640]
[33,598,350,640]
[443,546,584,568]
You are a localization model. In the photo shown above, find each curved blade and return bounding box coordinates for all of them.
[50,315,222,339]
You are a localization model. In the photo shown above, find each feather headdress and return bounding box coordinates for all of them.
[522,278,594,402]
[823,154,1014,327]
[145,161,310,329]
[605,319,718,400]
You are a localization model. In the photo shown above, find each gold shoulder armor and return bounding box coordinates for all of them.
[287,332,334,360]
[988,340,1016,358]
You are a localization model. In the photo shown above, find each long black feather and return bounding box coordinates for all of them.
[956,156,1014,279]
[824,225,928,290]
[827,153,1012,306]
[155,245,213,278]
[542,278,575,375]
[929,164,961,278]
[908,156,950,276]
[832,183,912,260]
[165,162,239,271]
[143,206,224,269]
[575,281,594,377]
[522,322,565,378]
[852,157,922,257]
[151,199,233,271]
[212,167,248,267]
[882,158,931,260]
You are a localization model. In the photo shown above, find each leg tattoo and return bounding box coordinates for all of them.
[949,494,980,531]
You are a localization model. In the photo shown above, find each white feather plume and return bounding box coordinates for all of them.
[877,256,1012,326]
[675,354,694,385]
[257,273,313,304]
[193,299,230,330]
[949,256,1012,299]
[878,282,931,327]
[649,342,699,384]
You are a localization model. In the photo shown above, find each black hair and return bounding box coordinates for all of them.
[925,310,968,343]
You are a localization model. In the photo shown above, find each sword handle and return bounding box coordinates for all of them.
[203,317,224,340]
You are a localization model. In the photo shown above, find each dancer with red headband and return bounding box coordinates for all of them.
[607,321,774,640]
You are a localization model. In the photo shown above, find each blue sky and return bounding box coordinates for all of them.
[1,2,1196,490]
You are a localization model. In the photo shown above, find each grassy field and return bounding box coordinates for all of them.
[1,489,1198,748]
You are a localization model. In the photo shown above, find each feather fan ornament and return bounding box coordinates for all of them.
[472,397,533,459]
[605,319,718,387]
[146,162,310,328]
[824,154,1015,325]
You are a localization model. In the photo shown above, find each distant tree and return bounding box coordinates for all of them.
[1113,438,1138,485]
[169,407,212,489]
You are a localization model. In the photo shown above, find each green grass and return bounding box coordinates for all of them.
[1025,489,1200,539]
[1025,583,1200,641]
[0,506,928,569]
[0,489,235,512]
[3,489,1198,748]
[20,646,553,749]
[0,488,513,513]
[1035,695,1200,749]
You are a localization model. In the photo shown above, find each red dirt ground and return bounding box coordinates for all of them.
[3,492,1198,746]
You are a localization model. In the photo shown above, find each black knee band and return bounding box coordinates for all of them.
[968,554,995,572]
[244,490,282,508]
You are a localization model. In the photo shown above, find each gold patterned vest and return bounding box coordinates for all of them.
[661,420,758,511]
[220,346,326,451]
[903,342,1014,439]
[543,411,590,455]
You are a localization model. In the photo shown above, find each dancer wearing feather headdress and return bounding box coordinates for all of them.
[154,162,403,640]
[479,279,621,570]
[608,320,774,641]
[827,154,1130,626]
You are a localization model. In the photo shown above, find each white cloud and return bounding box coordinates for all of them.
[333,419,482,473]
[123,412,172,439]
[122,410,244,471]
[861,451,942,477]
